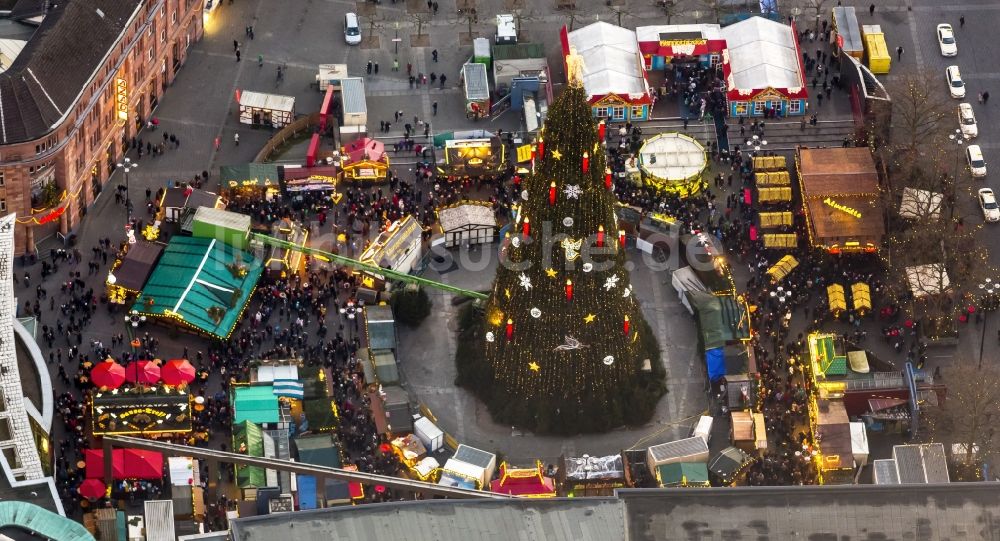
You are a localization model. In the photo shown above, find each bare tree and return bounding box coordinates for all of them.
[509,7,539,40]
[607,2,633,26]
[883,74,952,155]
[657,0,679,23]
[926,364,1000,478]
[561,5,592,31]
[696,0,725,23]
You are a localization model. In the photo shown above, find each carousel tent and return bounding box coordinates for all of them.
[131,236,264,340]
[111,240,164,292]
[438,202,497,248]
[899,188,943,220]
[639,133,707,186]
[905,264,950,298]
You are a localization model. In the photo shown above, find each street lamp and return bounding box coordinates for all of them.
[947,129,968,220]
[744,135,767,155]
[116,157,138,222]
[125,310,146,328]
[977,277,1000,368]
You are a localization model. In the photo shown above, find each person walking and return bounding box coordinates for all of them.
[432,49,438,62]
[258,54,263,67]
[393,59,399,71]
[374,62,379,74]
[432,101,438,115]
[960,15,965,28]
[869,3,875,16]
[896,46,903,61]
[439,74,447,88]
[236,49,241,62]
[983,91,991,104]
[366,61,373,74]
[214,137,221,151]
[233,39,239,51]
[234,132,240,146]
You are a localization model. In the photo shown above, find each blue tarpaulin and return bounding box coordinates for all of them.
[706,347,726,382]
[298,475,318,510]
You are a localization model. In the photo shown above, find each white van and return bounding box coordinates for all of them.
[958,103,978,138]
[967,144,987,178]
[496,14,517,44]
[344,13,361,45]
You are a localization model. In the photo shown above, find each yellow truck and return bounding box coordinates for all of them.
[862,24,891,74]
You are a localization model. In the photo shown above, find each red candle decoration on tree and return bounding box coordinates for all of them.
[582,151,590,173]
[513,174,521,186]
[506,319,514,340]
[597,225,605,247]
[598,119,606,141]
[618,229,626,248]
[522,217,530,237]
[565,279,573,301]
[623,315,630,335]
[549,181,557,206]
[537,137,545,159]
[604,168,612,190]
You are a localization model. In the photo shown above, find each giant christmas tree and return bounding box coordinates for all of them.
[455,77,666,434]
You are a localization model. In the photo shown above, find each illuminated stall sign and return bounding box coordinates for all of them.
[823,197,862,218]
[115,78,128,122]
[92,391,193,435]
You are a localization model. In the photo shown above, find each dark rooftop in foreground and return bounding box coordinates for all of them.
[229,484,1000,541]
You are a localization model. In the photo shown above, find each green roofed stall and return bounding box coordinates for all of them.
[130,236,263,339]
[219,163,280,189]
[232,420,267,489]
[233,385,280,424]
[655,462,711,487]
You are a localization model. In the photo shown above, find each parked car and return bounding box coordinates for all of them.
[958,103,978,138]
[344,12,361,45]
[978,188,999,222]
[937,23,957,56]
[946,66,966,99]
[967,144,987,178]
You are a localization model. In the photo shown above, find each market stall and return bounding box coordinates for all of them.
[233,385,280,425]
[91,388,193,436]
[762,233,798,250]
[489,462,557,497]
[757,187,792,203]
[851,282,872,314]
[654,462,710,488]
[220,163,281,202]
[827,284,847,315]
[646,436,709,475]
[899,187,943,221]
[708,446,754,486]
[832,6,864,60]
[443,137,506,177]
[340,137,389,183]
[462,63,491,119]
[263,220,308,280]
[558,454,626,497]
[364,305,396,351]
[758,211,793,228]
[439,444,497,490]
[755,171,791,187]
[437,201,497,248]
[753,155,786,171]
[563,22,652,121]
[797,147,884,254]
[106,240,164,303]
[721,17,808,117]
[765,254,798,283]
[238,90,295,128]
[358,216,423,287]
[232,420,266,498]
[638,133,707,197]
[413,416,444,453]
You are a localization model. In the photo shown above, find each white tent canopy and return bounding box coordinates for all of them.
[899,188,943,220]
[568,22,648,98]
[906,264,951,298]
[721,17,802,91]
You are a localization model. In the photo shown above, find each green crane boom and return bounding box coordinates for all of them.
[251,232,488,299]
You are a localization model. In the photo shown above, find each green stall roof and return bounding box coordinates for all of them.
[131,236,263,339]
[233,420,267,488]
[234,385,280,424]
[656,462,710,487]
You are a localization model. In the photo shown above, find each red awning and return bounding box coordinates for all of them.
[85,449,163,480]
[868,398,907,412]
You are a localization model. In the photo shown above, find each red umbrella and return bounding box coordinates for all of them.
[125,360,161,385]
[161,359,196,386]
[78,478,106,500]
[90,359,126,389]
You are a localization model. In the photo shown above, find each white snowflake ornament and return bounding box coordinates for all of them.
[518,273,533,291]
[622,286,632,297]
[583,263,593,273]
[563,217,574,227]
[511,236,521,248]
[603,355,615,366]
[486,332,496,343]
[521,190,529,201]
[563,184,582,199]
[603,273,620,291]
[530,307,541,318]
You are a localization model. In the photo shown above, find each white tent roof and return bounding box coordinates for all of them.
[239,91,295,113]
[905,264,950,298]
[899,188,943,220]
[439,203,496,232]
[721,17,803,91]
[441,458,485,484]
[639,133,707,181]
[568,22,648,98]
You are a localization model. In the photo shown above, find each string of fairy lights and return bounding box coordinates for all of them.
[481,84,650,409]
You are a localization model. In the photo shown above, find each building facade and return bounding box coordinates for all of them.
[0,0,203,255]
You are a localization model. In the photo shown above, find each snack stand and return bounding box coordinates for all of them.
[238,91,295,128]
[638,133,707,197]
[340,137,389,183]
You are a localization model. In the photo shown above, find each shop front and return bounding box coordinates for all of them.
[443,137,506,178]
[636,25,726,70]
[91,389,193,436]
[340,137,389,183]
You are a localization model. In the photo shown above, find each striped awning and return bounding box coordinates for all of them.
[272,379,304,399]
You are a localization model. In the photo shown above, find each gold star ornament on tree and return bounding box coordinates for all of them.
[584,313,596,323]
[528,361,540,372]
[545,268,558,278]
[550,149,563,160]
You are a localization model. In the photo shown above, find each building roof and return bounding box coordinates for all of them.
[798,147,884,247]
[438,202,496,232]
[0,0,141,144]
[563,455,624,482]
[638,133,707,182]
[339,77,366,114]
[294,434,341,468]
[489,463,556,497]
[364,305,395,350]
[0,502,93,541]
[492,42,545,61]
[567,22,647,99]
[239,90,295,113]
[873,458,900,484]
[131,236,263,339]
[893,443,950,484]
[228,485,1000,541]
[454,444,495,469]
[462,63,490,101]
[721,17,803,92]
